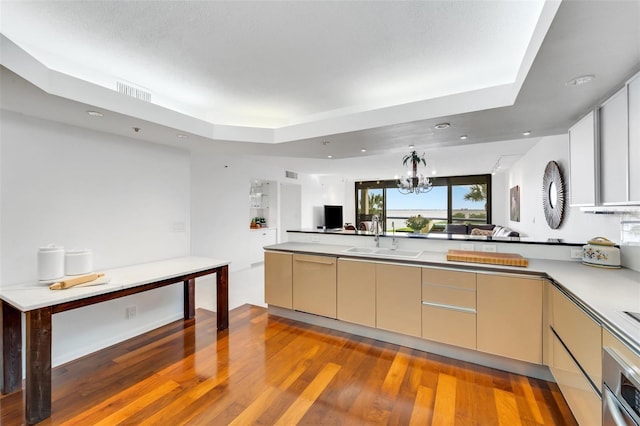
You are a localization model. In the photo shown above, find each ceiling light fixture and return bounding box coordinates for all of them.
[327,155,333,159]
[177,134,188,139]
[434,122,450,130]
[397,150,433,195]
[566,75,595,86]
[522,131,531,136]
[86,111,103,117]
[460,135,468,140]
[361,149,367,152]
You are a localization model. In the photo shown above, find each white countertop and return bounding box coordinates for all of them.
[0,256,230,312]
[266,242,640,353]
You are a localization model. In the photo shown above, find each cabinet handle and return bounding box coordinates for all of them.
[295,258,335,265]
[422,301,476,314]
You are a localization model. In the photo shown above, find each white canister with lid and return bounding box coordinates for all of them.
[38,244,65,281]
[65,249,93,276]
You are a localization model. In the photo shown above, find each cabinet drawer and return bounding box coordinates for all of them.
[422,283,475,309]
[603,329,640,373]
[422,305,476,350]
[550,332,601,425]
[551,287,602,386]
[422,268,476,290]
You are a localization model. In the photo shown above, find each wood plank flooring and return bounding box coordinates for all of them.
[1,305,578,425]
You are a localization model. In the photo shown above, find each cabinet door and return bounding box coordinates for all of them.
[550,332,602,425]
[477,274,542,364]
[264,251,292,308]
[251,229,277,265]
[600,87,629,204]
[551,286,602,386]
[628,73,640,203]
[376,263,421,337]
[568,111,597,206]
[337,259,376,327]
[292,254,337,318]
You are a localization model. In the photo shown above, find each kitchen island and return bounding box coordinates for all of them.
[265,236,640,425]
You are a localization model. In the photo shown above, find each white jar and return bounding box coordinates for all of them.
[65,249,93,276]
[38,244,65,281]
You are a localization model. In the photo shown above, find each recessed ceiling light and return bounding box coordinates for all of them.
[566,75,595,86]
[361,149,367,152]
[327,155,333,159]
[86,111,103,117]
[177,134,188,139]
[460,135,468,140]
[408,144,415,148]
[432,170,437,175]
[434,122,450,130]
[522,131,531,136]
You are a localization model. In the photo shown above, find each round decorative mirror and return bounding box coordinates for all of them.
[542,161,565,229]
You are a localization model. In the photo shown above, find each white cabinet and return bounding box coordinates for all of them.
[249,228,277,265]
[628,73,640,202]
[568,111,597,206]
[599,72,640,205]
[600,87,629,205]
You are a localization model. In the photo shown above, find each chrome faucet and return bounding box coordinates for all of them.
[372,215,381,247]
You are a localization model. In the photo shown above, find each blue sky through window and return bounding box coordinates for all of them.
[387,186,485,210]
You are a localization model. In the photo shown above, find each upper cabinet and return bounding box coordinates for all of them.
[568,110,597,206]
[600,87,630,204]
[569,71,640,208]
[628,73,640,203]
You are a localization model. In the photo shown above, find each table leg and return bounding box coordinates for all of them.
[1,300,22,394]
[183,278,195,320]
[25,307,52,425]
[216,265,229,330]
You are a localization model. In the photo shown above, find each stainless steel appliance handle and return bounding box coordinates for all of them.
[604,387,636,426]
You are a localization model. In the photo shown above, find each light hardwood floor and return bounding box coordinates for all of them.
[1,305,577,425]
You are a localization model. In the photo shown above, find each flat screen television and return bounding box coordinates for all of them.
[324,205,343,229]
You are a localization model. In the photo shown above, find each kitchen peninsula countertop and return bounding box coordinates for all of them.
[289,228,586,246]
[265,242,640,355]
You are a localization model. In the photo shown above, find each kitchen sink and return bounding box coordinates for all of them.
[344,247,376,254]
[343,247,422,258]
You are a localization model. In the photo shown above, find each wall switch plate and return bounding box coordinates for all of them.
[482,244,497,253]
[570,248,583,259]
[461,243,474,251]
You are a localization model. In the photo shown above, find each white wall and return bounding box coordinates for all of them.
[1,111,191,365]
[505,134,621,242]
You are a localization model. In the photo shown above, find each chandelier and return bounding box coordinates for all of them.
[397,150,433,194]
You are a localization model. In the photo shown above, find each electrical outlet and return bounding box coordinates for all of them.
[126,306,137,320]
[461,243,474,251]
[570,248,583,259]
[482,244,497,253]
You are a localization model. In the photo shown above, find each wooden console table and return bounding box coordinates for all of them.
[0,256,229,424]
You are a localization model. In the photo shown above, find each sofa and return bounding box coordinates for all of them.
[444,224,520,237]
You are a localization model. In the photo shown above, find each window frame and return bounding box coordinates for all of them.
[354,174,492,231]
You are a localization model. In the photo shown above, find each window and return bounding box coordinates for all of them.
[355,174,491,232]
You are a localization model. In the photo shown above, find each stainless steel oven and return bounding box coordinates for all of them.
[603,347,640,425]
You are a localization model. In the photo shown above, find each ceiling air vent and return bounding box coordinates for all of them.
[116,81,151,102]
[285,171,298,179]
